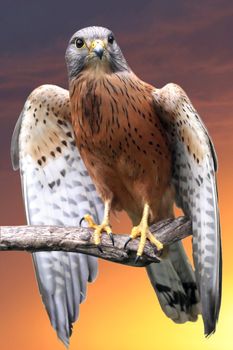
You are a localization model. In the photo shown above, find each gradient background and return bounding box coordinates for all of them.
[0,1,232,349]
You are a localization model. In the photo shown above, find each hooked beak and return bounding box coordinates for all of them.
[90,39,105,60]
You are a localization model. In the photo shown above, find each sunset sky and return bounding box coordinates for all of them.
[0,1,233,349]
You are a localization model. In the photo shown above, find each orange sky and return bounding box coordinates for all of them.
[0,1,233,349]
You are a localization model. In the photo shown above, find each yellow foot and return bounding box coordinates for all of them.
[128,224,163,257]
[80,214,114,246]
[123,203,163,261]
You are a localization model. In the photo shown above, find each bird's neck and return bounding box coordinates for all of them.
[86,60,114,76]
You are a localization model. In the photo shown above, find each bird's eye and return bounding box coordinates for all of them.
[108,34,115,44]
[75,38,85,48]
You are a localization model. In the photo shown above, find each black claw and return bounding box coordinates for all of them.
[134,255,140,264]
[97,244,103,253]
[109,232,115,246]
[124,237,132,250]
[79,217,85,227]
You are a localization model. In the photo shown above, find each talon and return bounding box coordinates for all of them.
[79,216,85,227]
[97,244,103,253]
[135,255,140,264]
[109,232,114,246]
[79,214,98,229]
[124,237,132,250]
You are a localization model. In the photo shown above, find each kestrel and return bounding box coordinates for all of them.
[11,26,221,346]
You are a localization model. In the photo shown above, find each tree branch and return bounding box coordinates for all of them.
[0,216,192,267]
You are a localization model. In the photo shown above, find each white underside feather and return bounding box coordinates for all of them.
[11,85,104,346]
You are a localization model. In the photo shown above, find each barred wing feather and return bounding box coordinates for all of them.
[153,83,222,335]
[11,84,104,346]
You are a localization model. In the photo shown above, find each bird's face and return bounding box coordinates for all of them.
[65,26,129,79]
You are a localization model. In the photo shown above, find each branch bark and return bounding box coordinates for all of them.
[0,216,192,267]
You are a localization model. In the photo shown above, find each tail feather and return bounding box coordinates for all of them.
[146,241,201,323]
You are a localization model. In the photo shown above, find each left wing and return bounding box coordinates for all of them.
[153,83,222,335]
[11,84,104,346]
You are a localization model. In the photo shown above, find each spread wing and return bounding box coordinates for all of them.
[153,83,222,335]
[11,84,104,346]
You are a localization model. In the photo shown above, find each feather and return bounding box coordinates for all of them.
[11,84,104,346]
[153,83,222,335]
[146,242,200,323]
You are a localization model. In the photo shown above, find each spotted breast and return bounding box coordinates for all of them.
[70,71,173,224]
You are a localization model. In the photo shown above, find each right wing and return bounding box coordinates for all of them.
[11,84,104,347]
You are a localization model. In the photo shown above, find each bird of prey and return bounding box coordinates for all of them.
[11,26,221,346]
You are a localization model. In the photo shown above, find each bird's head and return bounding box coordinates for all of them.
[65,26,130,80]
